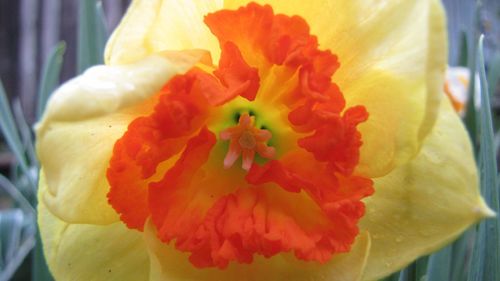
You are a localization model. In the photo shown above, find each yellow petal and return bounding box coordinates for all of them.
[225,0,447,177]
[145,220,371,281]
[105,0,223,65]
[39,50,207,125]
[36,51,206,225]
[359,98,493,281]
[38,175,149,281]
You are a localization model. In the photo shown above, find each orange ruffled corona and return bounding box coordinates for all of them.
[107,3,374,269]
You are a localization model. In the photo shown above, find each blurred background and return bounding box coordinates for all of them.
[0,0,499,280]
[0,0,131,125]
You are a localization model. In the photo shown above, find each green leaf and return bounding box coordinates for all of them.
[0,81,30,177]
[463,3,481,149]
[13,101,37,174]
[458,30,468,67]
[382,273,399,281]
[426,244,452,281]
[0,174,35,214]
[495,131,500,156]
[398,262,417,281]
[450,229,475,281]
[32,230,54,281]
[463,61,477,146]
[0,209,23,266]
[487,51,500,132]
[77,0,108,73]
[467,34,500,281]
[487,51,500,99]
[37,42,65,120]
[0,209,35,281]
[467,224,485,281]
[477,35,500,281]
[95,1,108,57]
[0,173,38,281]
[415,256,428,280]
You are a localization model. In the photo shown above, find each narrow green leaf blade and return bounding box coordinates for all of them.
[0,81,29,174]
[458,30,468,67]
[467,224,485,281]
[0,210,23,263]
[426,244,452,281]
[450,229,475,281]
[463,4,481,149]
[487,51,500,99]
[415,256,428,280]
[95,1,108,56]
[77,0,107,73]
[12,101,37,175]
[77,0,99,73]
[487,51,500,132]
[382,273,399,281]
[477,35,500,281]
[32,230,54,281]
[467,34,500,281]
[398,263,417,281]
[37,42,65,120]
[0,210,35,281]
[0,175,35,214]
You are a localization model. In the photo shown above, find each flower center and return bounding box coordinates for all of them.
[220,113,275,171]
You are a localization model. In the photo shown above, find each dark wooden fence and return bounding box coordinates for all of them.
[0,0,130,124]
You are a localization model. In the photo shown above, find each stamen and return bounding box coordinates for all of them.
[239,131,256,149]
[220,113,275,171]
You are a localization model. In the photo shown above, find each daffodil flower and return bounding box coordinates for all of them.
[36,1,493,281]
[444,66,470,114]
